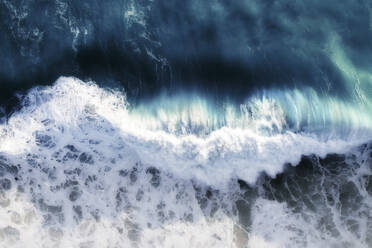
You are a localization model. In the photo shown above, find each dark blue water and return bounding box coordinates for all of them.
[2,0,370,105]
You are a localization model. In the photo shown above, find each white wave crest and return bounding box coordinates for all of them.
[1,76,369,185]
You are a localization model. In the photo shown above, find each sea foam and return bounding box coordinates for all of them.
[0,76,371,247]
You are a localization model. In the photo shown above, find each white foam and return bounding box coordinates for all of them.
[0,76,371,247]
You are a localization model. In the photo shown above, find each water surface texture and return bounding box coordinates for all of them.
[0,1,372,247]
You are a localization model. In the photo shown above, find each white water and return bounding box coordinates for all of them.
[0,77,371,247]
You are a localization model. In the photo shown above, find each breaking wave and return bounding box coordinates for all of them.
[0,77,371,247]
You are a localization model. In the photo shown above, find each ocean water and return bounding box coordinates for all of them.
[0,1,372,248]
